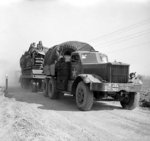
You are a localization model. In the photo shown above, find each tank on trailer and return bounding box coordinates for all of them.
[20,42,48,92]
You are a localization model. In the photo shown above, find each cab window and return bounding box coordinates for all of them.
[71,54,80,63]
[81,53,98,64]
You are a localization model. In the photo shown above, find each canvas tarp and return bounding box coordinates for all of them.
[44,41,95,66]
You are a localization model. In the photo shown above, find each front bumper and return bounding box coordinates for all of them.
[90,82,142,92]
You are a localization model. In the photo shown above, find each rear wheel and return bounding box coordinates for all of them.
[76,82,93,111]
[43,79,48,97]
[120,92,140,110]
[48,78,59,99]
[30,80,37,92]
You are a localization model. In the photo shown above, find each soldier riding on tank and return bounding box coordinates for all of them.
[37,41,43,51]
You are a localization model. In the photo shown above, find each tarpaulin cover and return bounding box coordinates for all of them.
[44,41,95,66]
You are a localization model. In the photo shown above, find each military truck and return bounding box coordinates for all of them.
[43,41,142,111]
[20,43,48,92]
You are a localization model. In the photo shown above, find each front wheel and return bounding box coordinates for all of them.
[76,82,94,111]
[120,92,140,110]
[48,78,59,99]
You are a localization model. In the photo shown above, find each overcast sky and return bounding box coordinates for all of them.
[0,0,150,85]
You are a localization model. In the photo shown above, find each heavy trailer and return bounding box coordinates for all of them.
[43,41,142,111]
[20,43,48,92]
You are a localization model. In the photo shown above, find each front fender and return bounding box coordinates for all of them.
[71,74,102,95]
[77,74,102,84]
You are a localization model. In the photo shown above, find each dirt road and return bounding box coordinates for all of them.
[0,87,150,141]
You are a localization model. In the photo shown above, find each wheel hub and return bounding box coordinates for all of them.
[122,94,130,103]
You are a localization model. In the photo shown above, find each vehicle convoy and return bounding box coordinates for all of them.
[20,42,48,92]
[43,41,142,111]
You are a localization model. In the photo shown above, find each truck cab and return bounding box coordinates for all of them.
[70,51,108,79]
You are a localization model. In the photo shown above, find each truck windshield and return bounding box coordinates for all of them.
[81,53,98,64]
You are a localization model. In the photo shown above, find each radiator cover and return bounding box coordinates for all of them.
[82,62,129,83]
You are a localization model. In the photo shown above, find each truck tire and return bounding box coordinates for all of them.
[48,78,59,99]
[30,80,37,92]
[120,92,140,110]
[43,79,48,97]
[76,82,93,111]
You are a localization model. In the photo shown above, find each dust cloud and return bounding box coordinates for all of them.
[0,62,20,87]
[0,0,150,87]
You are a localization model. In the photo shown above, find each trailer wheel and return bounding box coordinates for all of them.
[48,78,59,99]
[76,82,93,111]
[30,80,37,92]
[120,92,140,110]
[43,79,48,97]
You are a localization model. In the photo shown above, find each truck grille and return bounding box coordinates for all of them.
[111,65,129,83]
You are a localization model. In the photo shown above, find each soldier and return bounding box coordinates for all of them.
[56,46,60,60]
[37,41,43,51]
[129,72,136,80]
[28,42,36,54]
[56,46,64,60]
[129,72,143,84]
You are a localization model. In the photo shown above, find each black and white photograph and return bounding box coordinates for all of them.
[0,0,150,140]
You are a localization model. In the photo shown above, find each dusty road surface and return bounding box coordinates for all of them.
[0,87,150,141]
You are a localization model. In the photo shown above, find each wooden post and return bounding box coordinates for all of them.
[5,74,8,96]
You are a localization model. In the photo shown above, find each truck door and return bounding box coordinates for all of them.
[71,54,82,80]
[56,57,71,91]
